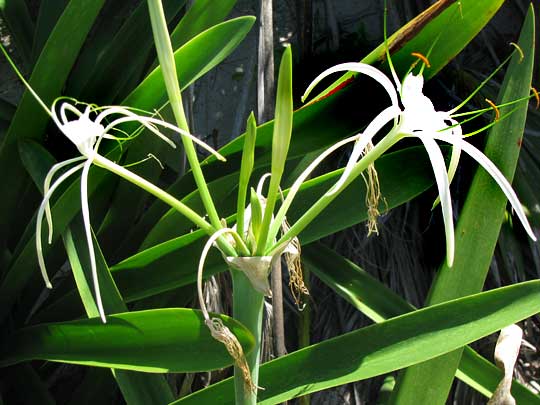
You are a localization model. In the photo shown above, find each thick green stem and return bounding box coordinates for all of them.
[147,0,222,230]
[232,269,265,405]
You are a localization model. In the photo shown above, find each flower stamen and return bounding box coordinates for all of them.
[485,98,500,121]
[411,52,431,68]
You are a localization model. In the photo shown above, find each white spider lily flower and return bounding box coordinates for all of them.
[37,99,226,323]
[302,63,536,267]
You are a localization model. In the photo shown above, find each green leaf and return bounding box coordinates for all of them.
[32,0,69,62]
[0,0,106,247]
[65,211,175,405]
[303,243,540,404]
[257,45,293,254]
[1,308,255,373]
[123,16,255,114]
[390,6,536,404]
[77,0,186,103]
[169,0,236,49]
[172,280,540,404]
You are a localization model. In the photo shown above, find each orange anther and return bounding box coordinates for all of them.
[411,52,431,68]
[485,98,500,121]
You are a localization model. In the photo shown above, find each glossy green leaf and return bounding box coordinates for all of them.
[123,16,255,112]
[0,308,255,372]
[19,143,174,404]
[66,218,174,405]
[77,0,186,103]
[390,6,536,404]
[0,0,106,247]
[303,243,540,404]
[32,0,69,62]
[257,45,293,254]
[169,0,236,49]
[173,280,540,404]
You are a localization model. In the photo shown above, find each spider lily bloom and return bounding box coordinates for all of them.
[301,62,536,266]
[37,99,226,322]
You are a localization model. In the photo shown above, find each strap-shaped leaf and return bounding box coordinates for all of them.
[171,280,540,404]
[169,0,236,49]
[1,308,255,373]
[303,243,540,404]
[76,0,187,103]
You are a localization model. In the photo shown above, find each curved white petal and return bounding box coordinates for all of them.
[60,102,83,123]
[103,115,227,162]
[80,159,107,323]
[327,105,402,196]
[197,228,237,321]
[445,118,463,185]
[302,62,400,109]
[433,133,537,241]
[36,162,86,288]
[256,173,272,196]
[43,157,86,243]
[415,132,455,267]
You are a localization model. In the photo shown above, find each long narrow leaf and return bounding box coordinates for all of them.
[303,243,540,403]
[172,280,540,404]
[1,308,255,372]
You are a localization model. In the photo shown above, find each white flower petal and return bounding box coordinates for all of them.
[43,157,86,243]
[197,228,238,321]
[80,159,107,323]
[302,62,400,109]
[36,162,86,289]
[433,133,537,241]
[414,132,455,267]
